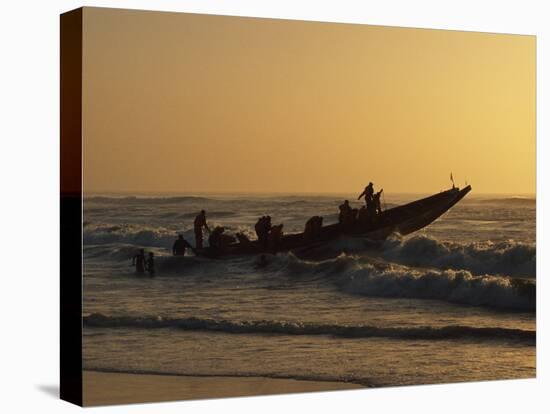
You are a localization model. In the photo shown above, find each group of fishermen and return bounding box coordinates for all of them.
[131,210,212,274]
[132,183,384,272]
[339,182,383,228]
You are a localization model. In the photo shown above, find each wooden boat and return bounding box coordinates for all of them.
[195,185,472,258]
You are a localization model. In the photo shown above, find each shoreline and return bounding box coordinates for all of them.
[83,370,364,406]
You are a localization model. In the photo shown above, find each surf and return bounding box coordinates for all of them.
[339,261,535,311]
[84,313,535,344]
[382,234,536,277]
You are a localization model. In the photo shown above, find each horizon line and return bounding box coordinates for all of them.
[83,189,536,197]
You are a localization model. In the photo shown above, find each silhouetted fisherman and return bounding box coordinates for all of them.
[359,182,377,218]
[304,216,323,242]
[268,223,284,251]
[255,216,266,247]
[172,234,192,256]
[193,210,210,249]
[358,182,375,206]
[146,252,155,277]
[373,189,384,215]
[132,249,146,274]
[255,216,272,250]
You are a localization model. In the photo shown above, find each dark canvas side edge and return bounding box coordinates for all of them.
[60,7,83,407]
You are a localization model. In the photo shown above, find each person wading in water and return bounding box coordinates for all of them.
[132,249,146,274]
[172,234,192,256]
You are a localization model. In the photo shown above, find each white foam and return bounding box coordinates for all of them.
[382,234,535,277]
[340,261,535,311]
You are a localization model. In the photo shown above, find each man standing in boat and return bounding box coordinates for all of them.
[373,189,384,215]
[254,216,271,250]
[358,182,378,218]
[358,182,375,205]
[194,210,210,249]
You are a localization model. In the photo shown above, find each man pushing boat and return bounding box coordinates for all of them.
[194,210,210,249]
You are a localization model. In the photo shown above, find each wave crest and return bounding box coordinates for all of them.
[84,313,534,343]
[383,235,535,277]
[340,262,535,311]
[83,223,191,248]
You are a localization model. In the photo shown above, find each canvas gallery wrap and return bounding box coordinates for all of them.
[60,6,536,407]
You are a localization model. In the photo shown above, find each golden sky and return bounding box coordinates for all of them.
[82,7,535,195]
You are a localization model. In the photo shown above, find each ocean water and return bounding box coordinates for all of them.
[83,193,536,387]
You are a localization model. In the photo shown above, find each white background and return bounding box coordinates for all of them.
[0,0,547,412]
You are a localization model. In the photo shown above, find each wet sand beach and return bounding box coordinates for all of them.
[83,370,364,406]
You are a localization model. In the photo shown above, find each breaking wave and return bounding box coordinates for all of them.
[83,223,192,248]
[263,252,535,311]
[382,235,536,277]
[83,313,534,343]
[83,221,256,249]
[340,261,535,311]
[84,244,147,261]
